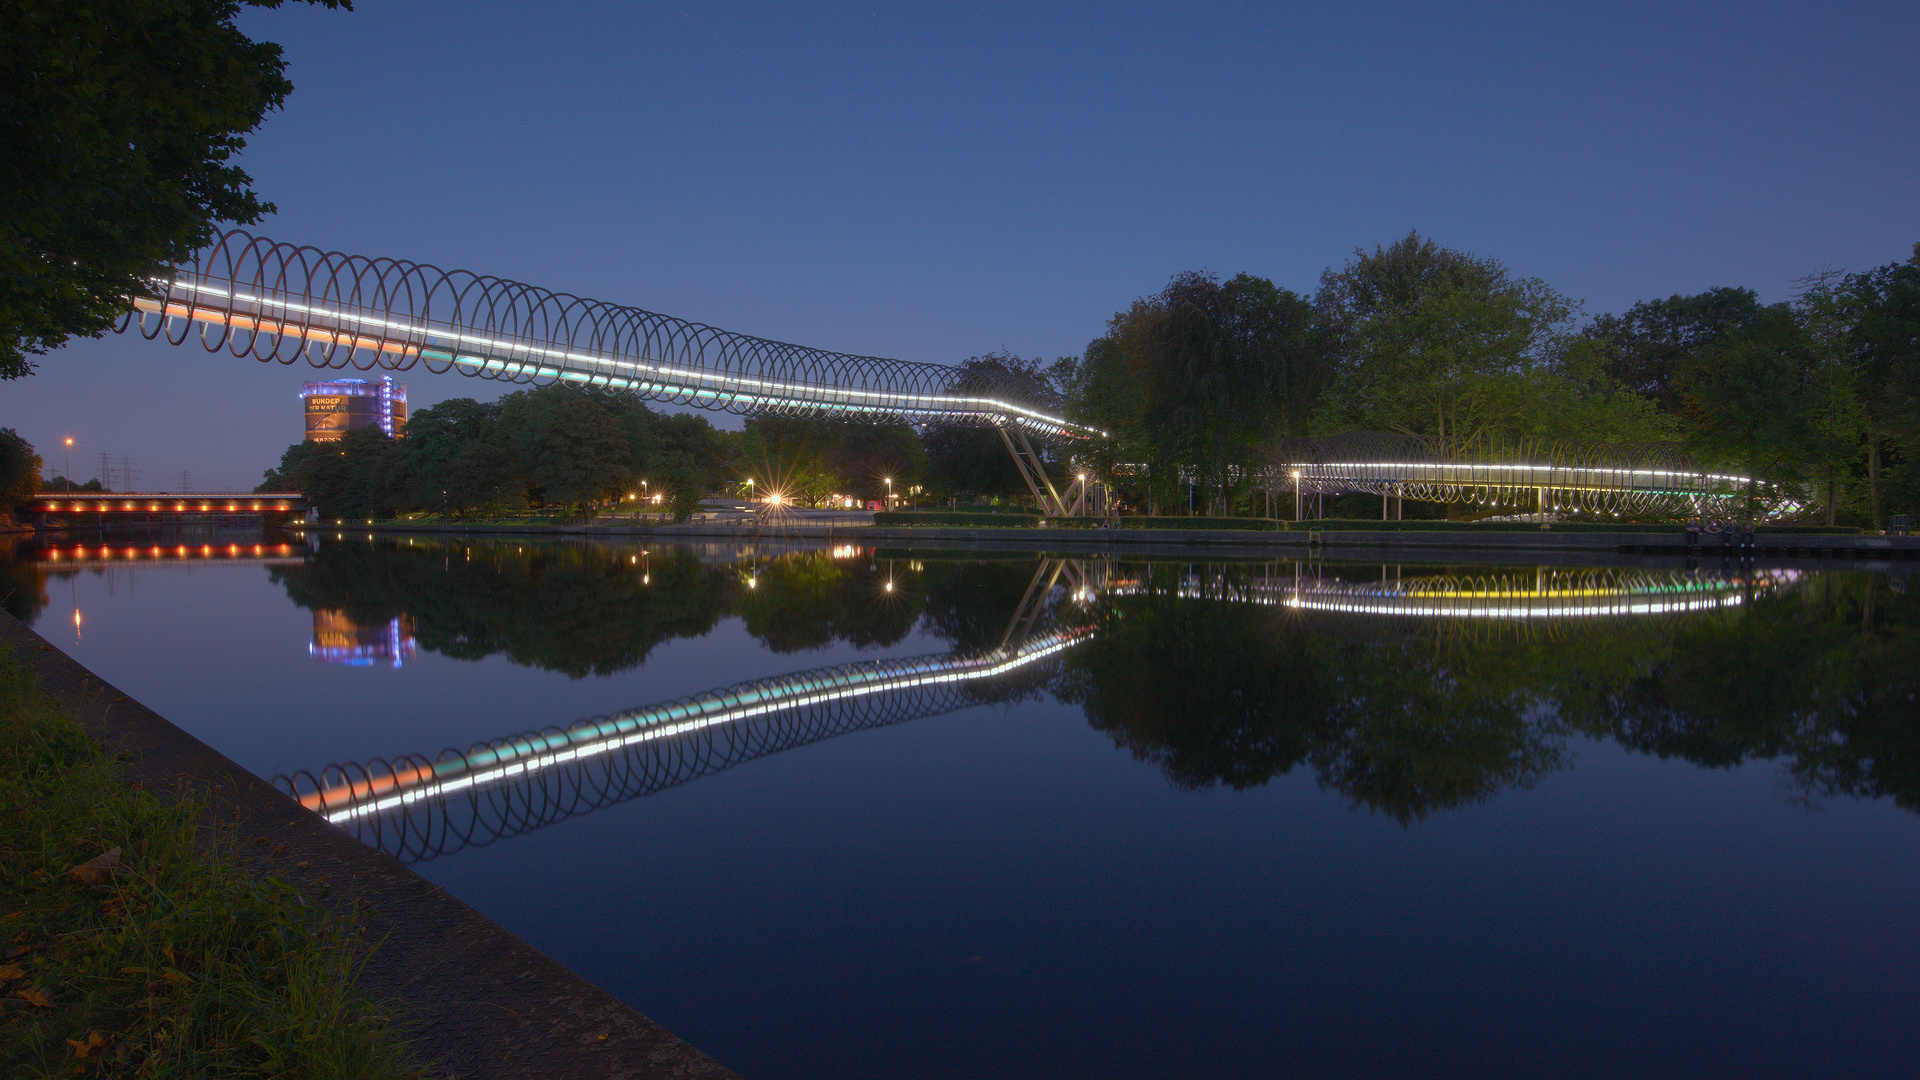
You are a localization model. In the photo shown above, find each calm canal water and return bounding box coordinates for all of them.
[4,531,1917,1079]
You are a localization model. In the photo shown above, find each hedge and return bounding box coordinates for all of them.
[1115,516,1283,531]
[873,511,1043,528]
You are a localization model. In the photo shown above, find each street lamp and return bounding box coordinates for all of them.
[63,438,73,492]
[883,477,892,506]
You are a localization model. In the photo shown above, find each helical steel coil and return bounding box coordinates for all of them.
[120,230,1096,442]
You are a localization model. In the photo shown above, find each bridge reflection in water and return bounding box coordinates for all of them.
[277,559,1788,862]
[1193,564,1789,637]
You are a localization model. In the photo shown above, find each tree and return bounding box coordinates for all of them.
[1680,304,1821,511]
[0,0,352,379]
[0,428,42,514]
[42,475,102,492]
[265,426,396,519]
[1840,244,1920,527]
[1314,231,1580,444]
[1584,287,1766,414]
[1792,269,1870,526]
[738,417,848,508]
[498,385,632,517]
[829,423,924,504]
[1074,274,1330,514]
[648,413,735,521]
[735,415,922,509]
[923,353,1064,506]
[393,397,519,515]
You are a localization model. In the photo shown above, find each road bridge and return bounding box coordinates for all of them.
[33,491,304,526]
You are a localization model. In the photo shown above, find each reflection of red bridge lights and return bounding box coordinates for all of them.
[310,611,416,669]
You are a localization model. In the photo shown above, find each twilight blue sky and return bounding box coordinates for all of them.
[9,0,1917,492]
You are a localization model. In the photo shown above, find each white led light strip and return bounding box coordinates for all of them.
[136,278,1106,440]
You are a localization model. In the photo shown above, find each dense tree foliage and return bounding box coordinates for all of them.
[1049,233,1917,525]
[737,416,924,508]
[0,0,350,379]
[1582,242,1920,527]
[0,427,41,508]
[920,354,1056,505]
[1055,275,1331,514]
[260,385,736,520]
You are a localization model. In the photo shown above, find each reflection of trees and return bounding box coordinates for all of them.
[1065,563,1920,821]
[271,542,730,678]
[1058,564,1576,822]
[738,557,924,652]
[1600,575,1920,811]
[270,541,942,677]
[0,535,47,622]
[917,559,1045,651]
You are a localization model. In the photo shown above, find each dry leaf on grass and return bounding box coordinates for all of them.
[66,1031,108,1058]
[68,847,122,886]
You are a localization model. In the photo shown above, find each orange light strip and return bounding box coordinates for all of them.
[131,296,422,360]
[298,762,439,810]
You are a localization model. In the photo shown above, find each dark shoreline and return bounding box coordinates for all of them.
[0,610,741,1080]
[283,520,1920,567]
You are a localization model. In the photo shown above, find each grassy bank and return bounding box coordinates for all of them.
[0,651,421,1078]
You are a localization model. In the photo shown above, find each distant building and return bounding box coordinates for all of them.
[300,376,408,442]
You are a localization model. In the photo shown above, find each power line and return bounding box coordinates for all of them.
[116,454,140,493]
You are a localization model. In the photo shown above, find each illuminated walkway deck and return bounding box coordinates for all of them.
[1260,432,1761,517]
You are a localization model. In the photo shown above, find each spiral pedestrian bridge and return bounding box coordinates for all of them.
[120,234,1761,516]
[1261,432,1760,518]
[122,231,1097,443]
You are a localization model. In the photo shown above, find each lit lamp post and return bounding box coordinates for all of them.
[1292,469,1302,522]
[64,438,73,492]
[883,477,892,508]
